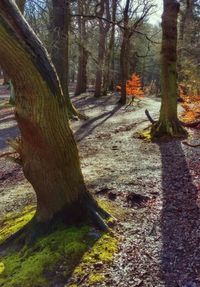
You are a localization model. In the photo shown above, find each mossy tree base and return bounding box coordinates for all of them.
[151,119,188,139]
[0,198,112,252]
[0,203,118,287]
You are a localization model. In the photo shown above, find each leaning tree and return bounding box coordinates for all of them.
[0,0,109,231]
[151,0,187,138]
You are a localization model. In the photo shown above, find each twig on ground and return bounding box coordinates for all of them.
[182,141,200,148]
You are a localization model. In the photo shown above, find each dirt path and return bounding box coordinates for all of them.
[1,94,200,286]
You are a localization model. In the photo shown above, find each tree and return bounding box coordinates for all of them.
[126,73,144,99]
[8,0,26,105]
[178,0,200,95]
[151,0,187,138]
[0,0,109,230]
[102,0,117,95]
[94,0,111,97]
[116,73,144,103]
[118,0,154,105]
[51,0,81,118]
[74,0,89,96]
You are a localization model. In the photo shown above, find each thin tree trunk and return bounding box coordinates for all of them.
[94,0,110,98]
[0,0,109,229]
[102,0,117,95]
[51,0,80,118]
[75,0,88,96]
[94,31,107,97]
[151,0,187,138]
[119,33,130,105]
[178,0,194,82]
[75,47,88,96]
[119,0,130,105]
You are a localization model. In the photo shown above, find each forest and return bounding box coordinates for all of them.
[0,0,200,286]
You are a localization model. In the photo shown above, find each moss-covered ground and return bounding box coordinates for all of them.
[0,201,118,287]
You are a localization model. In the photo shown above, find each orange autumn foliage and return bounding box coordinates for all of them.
[126,73,144,98]
[116,73,144,99]
[179,85,200,123]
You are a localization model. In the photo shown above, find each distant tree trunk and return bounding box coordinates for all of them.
[94,0,110,97]
[75,0,88,96]
[102,0,116,95]
[51,0,80,118]
[94,29,107,97]
[178,0,194,81]
[119,0,131,105]
[151,0,187,138]
[0,0,109,228]
[119,32,130,105]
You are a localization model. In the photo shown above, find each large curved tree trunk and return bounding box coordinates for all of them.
[0,0,109,228]
[151,0,187,138]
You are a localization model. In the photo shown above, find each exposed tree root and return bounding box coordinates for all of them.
[151,119,188,139]
[84,192,115,232]
[0,196,113,254]
[67,105,88,120]
[144,109,200,129]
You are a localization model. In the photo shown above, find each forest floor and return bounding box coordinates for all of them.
[1,89,200,287]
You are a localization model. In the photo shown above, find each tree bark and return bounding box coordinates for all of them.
[102,0,117,95]
[51,0,80,118]
[6,0,26,105]
[0,0,109,228]
[119,33,130,105]
[94,0,110,98]
[16,0,26,12]
[75,0,88,96]
[119,0,131,105]
[151,0,187,138]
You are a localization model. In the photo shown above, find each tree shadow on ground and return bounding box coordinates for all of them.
[72,94,117,113]
[159,140,200,287]
[74,104,121,142]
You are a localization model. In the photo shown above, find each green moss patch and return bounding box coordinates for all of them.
[0,207,89,287]
[0,203,119,287]
[69,233,118,286]
[0,206,35,244]
[135,128,152,141]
